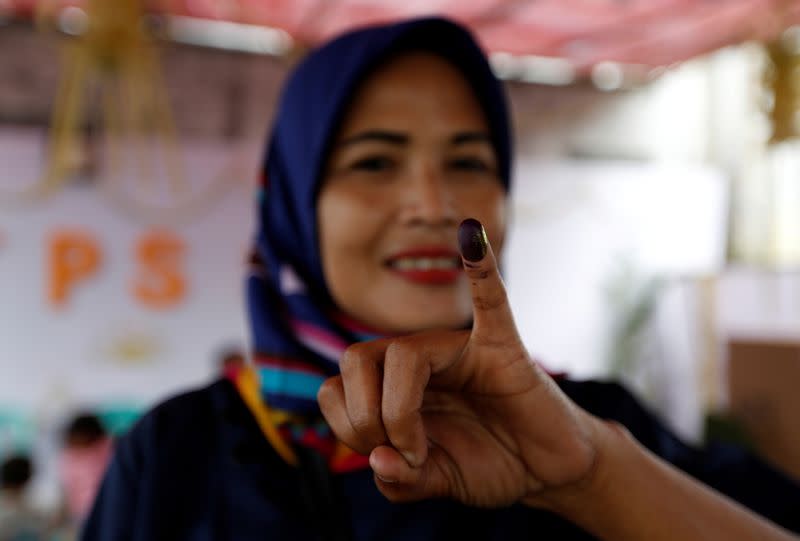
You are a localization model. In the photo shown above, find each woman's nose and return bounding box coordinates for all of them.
[402,164,457,225]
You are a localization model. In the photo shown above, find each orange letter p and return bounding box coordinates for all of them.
[48,231,101,307]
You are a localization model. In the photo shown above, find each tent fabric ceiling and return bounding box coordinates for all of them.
[8,0,800,68]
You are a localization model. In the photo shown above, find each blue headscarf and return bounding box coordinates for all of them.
[247,17,513,417]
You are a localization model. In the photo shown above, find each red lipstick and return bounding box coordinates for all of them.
[384,247,462,285]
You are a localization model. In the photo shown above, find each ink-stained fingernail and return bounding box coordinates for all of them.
[458,218,488,262]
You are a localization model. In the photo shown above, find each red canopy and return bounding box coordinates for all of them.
[8,0,800,69]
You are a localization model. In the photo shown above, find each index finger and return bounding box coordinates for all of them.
[458,218,520,345]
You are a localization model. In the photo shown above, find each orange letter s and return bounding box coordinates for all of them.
[133,230,186,309]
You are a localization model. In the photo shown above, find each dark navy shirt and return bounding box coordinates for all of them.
[81,378,800,540]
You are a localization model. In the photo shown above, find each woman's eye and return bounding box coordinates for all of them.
[449,157,491,172]
[350,156,395,172]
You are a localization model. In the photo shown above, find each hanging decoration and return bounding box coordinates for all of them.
[25,0,182,198]
[765,30,800,144]
[0,0,258,225]
[729,23,800,267]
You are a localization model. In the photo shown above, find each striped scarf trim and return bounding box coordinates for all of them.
[226,361,369,473]
[231,316,563,474]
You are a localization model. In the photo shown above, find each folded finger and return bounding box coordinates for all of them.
[317,375,373,455]
[340,342,389,450]
[381,332,469,468]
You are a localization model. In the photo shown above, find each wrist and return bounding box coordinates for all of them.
[522,416,627,514]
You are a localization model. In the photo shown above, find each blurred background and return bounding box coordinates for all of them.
[1,0,799,536]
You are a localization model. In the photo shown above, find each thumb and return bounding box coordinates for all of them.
[458,218,520,344]
[368,445,451,503]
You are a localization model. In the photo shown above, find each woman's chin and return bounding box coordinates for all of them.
[343,280,472,334]
[372,305,472,335]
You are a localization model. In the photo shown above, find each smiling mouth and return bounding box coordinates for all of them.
[387,256,462,271]
[385,253,463,285]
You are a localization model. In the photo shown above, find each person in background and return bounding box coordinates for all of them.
[57,415,112,528]
[0,454,51,541]
[83,17,800,541]
[215,346,246,377]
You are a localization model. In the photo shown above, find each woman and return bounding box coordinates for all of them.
[82,17,800,541]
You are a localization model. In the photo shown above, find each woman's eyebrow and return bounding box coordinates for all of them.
[451,132,491,146]
[336,130,408,147]
[335,130,490,148]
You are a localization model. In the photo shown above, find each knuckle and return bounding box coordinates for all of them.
[385,340,430,382]
[340,344,366,374]
[385,339,421,366]
[385,339,412,360]
[316,377,339,407]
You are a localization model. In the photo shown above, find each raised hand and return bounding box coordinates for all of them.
[318,218,600,507]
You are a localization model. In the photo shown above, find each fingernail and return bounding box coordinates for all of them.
[401,451,419,468]
[376,474,398,484]
[458,218,488,262]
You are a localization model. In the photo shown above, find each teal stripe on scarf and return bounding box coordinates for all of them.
[258,367,327,401]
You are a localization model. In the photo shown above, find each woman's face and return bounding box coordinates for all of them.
[317,52,507,334]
